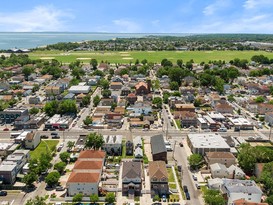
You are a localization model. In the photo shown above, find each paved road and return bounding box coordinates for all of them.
[174,142,203,205]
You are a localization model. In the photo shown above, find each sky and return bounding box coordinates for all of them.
[0,0,273,33]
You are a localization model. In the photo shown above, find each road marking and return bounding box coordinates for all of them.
[10,200,14,205]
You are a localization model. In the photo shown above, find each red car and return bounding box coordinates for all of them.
[3,128,9,131]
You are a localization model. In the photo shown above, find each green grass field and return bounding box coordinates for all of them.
[30,140,59,159]
[28,50,273,64]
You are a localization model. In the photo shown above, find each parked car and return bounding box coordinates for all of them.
[185,192,191,200]
[183,185,188,192]
[192,175,197,181]
[40,135,49,139]
[3,128,9,131]
[179,142,183,147]
[178,165,182,172]
[195,183,200,189]
[55,186,65,191]
[111,128,117,131]
[0,190,7,196]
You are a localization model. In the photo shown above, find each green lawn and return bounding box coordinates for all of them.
[28,50,273,64]
[175,120,181,129]
[30,140,59,159]
[169,183,177,189]
[167,168,175,183]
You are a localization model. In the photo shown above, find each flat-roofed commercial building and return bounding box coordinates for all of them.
[228,117,254,130]
[0,108,29,123]
[187,133,230,155]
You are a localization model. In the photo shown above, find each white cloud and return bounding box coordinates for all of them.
[244,0,273,9]
[112,19,141,33]
[0,5,73,32]
[203,0,232,16]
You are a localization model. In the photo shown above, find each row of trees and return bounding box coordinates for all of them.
[44,99,77,116]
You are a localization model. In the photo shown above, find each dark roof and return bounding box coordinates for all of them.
[122,161,142,179]
[151,134,167,155]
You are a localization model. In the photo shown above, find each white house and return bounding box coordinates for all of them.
[68,85,91,94]
[134,147,143,158]
[210,163,245,179]
[210,163,230,178]
[67,172,100,196]
[102,135,122,155]
[222,179,263,205]
[24,132,41,150]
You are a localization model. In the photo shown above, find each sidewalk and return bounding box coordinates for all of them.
[171,165,186,205]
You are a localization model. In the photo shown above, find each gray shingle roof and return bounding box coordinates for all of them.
[151,134,167,155]
[122,161,142,179]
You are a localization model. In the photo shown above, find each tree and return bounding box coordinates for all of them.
[105,192,115,203]
[237,143,257,174]
[90,194,99,203]
[73,193,83,203]
[99,79,110,89]
[170,81,179,90]
[194,99,202,107]
[44,100,59,117]
[54,162,66,174]
[204,189,226,205]
[22,66,34,78]
[45,171,60,187]
[22,172,38,187]
[85,133,104,150]
[255,96,265,103]
[153,194,160,202]
[152,97,163,109]
[83,116,93,126]
[58,100,77,115]
[82,94,91,107]
[265,195,273,205]
[141,59,148,65]
[214,77,225,94]
[102,89,112,98]
[25,196,46,205]
[67,141,75,150]
[37,152,52,174]
[71,67,85,79]
[29,107,39,115]
[93,95,100,107]
[188,153,203,170]
[90,59,98,70]
[177,59,183,68]
[60,151,70,163]
[161,58,173,67]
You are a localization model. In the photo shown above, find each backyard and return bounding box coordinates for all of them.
[30,140,59,159]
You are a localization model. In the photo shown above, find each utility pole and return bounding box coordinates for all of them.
[166,121,168,140]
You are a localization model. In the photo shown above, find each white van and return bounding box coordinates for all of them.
[218,127,227,132]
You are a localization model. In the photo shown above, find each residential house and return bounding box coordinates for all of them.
[134,147,143,158]
[100,98,115,106]
[174,104,195,112]
[102,135,122,155]
[233,199,268,205]
[179,111,197,128]
[28,96,41,105]
[63,93,75,100]
[210,163,245,179]
[67,172,100,196]
[121,86,131,96]
[24,132,41,150]
[221,179,263,205]
[45,85,62,95]
[210,163,230,178]
[168,96,185,109]
[127,102,152,115]
[126,142,134,157]
[127,93,137,105]
[149,161,169,197]
[122,161,142,197]
[111,76,124,84]
[110,82,123,90]
[205,152,236,167]
[151,134,167,162]
[135,81,150,95]
[257,103,273,115]
[215,103,234,114]
[67,150,105,196]
[133,136,142,149]
[98,63,109,72]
